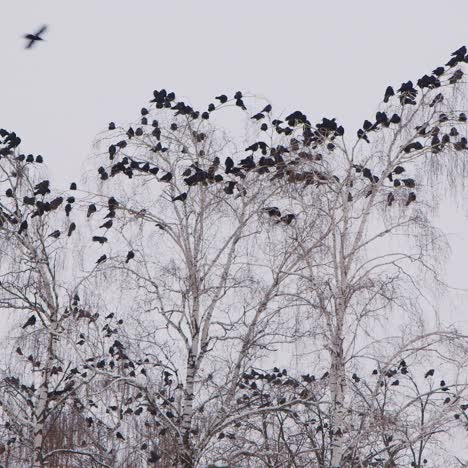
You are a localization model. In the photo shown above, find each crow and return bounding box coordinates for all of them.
[100,220,113,230]
[172,192,187,202]
[225,157,234,173]
[68,223,76,237]
[92,236,108,244]
[108,197,119,210]
[224,181,236,195]
[24,25,47,49]
[251,113,265,120]
[18,220,28,235]
[263,206,281,217]
[22,315,36,329]
[65,204,73,217]
[159,172,172,182]
[279,214,296,225]
[215,94,228,104]
[425,369,435,378]
[402,178,415,188]
[383,86,395,103]
[96,254,107,264]
[236,98,247,110]
[405,192,416,206]
[49,197,63,210]
[126,251,135,263]
[148,450,161,464]
[48,230,60,239]
[87,204,97,218]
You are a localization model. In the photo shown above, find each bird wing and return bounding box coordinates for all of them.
[35,25,48,36]
[25,39,35,49]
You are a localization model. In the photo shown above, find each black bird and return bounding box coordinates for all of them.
[263,207,281,217]
[224,181,236,195]
[68,223,76,237]
[383,86,395,103]
[225,157,234,173]
[22,315,36,329]
[92,236,108,244]
[405,192,416,206]
[48,230,61,239]
[391,380,400,386]
[24,25,47,49]
[49,197,63,210]
[159,172,173,182]
[262,104,272,113]
[172,192,187,202]
[425,369,434,378]
[148,450,160,464]
[108,197,119,210]
[18,220,28,235]
[280,214,296,225]
[432,66,445,77]
[125,251,135,263]
[96,254,107,264]
[402,178,415,188]
[236,98,247,110]
[100,220,113,230]
[108,122,116,131]
[87,204,97,218]
[116,432,125,440]
[251,113,265,121]
[215,94,228,104]
[70,182,77,190]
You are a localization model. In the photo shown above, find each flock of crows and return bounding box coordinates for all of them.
[2,25,466,460]
[16,28,468,263]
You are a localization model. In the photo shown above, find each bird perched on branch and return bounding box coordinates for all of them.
[22,315,36,329]
[24,25,48,49]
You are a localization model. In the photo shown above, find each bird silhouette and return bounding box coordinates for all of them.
[68,223,76,237]
[87,204,97,218]
[383,86,395,103]
[100,220,113,230]
[263,207,281,217]
[96,254,107,264]
[425,369,435,378]
[172,192,187,202]
[24,25,47,49]
[22,315,36,329]
[92,236,108,244]
[159,172,172,183]
[125,251,135,263]
[215,94,228,104]
[48,230,61,239]
[18,220,28,235]
[405,192,416,206]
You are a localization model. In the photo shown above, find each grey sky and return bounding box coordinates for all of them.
[1,0,468,305]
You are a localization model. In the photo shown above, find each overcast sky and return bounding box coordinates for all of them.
[1,0,468,317]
